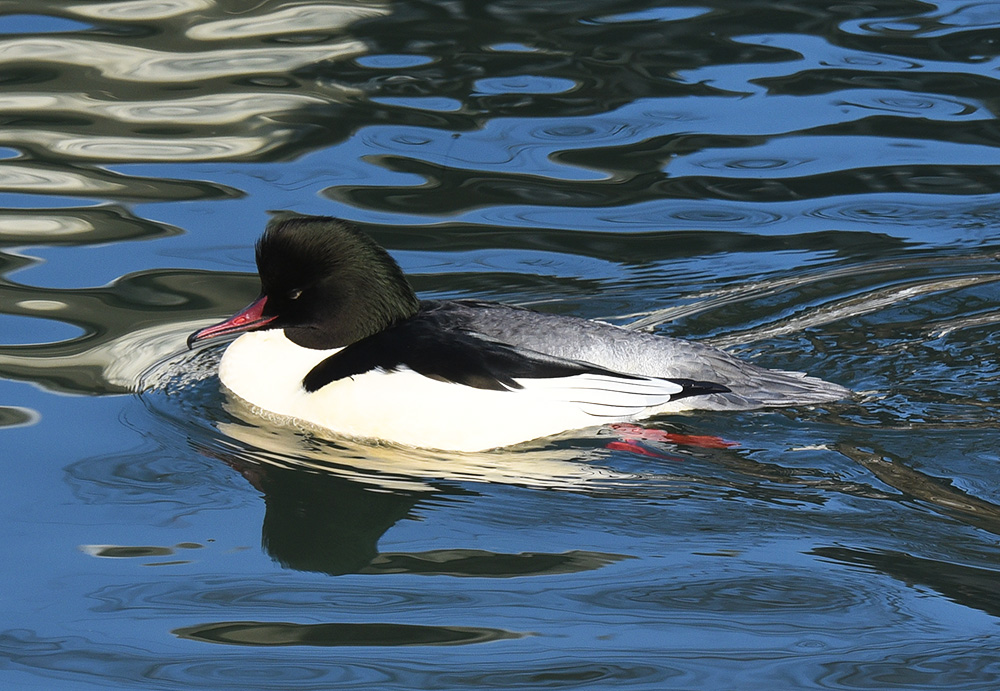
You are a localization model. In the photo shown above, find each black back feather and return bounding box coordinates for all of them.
[303,316,606,392]
[302,304,731,398]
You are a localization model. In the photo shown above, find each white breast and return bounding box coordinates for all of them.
[218,330,696,452]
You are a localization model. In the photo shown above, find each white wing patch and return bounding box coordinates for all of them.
[516,373,686,418]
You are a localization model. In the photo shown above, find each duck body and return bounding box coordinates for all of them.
[190,216,850,452]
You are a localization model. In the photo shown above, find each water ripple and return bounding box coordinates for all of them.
[707,273,1000,350]
[437,662,671,688]
[186,4,391,41]
[371,96,463,112]
[173,620,525,647]
[7,627,995,689]
[589,7,711,24]
[13,131,289,162]
[0,270,255,394]
[813,545,1000,616]
[0,212,91,239]
[816,643,1000,690]
[0,161,241,200]
[87,577,468,615]
[840,1,1000,40]
[675,132,997,179]
[836,90,981,118]
[477,201,788,231]
[0,162,125,195]
[574,570,871,623]
[474,75,578,95]
[0,92,329,125]
[0,37,365,82]
[163,659,336,685]
[805,198,959,226]
[65,0,214,22]
[0,404,38,428]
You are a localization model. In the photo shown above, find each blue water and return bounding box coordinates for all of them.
[2,1,1000,688]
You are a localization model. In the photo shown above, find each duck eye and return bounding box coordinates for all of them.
[287,288,302,300]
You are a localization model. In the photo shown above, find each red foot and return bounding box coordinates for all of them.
[605,441,679,460]
[609,423,738,449]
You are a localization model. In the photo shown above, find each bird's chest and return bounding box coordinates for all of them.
[219,330,336,414]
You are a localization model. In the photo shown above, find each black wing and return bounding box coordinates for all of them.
[302,317,617,393]
[302,308,730,401]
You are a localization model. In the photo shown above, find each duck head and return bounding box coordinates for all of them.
[188,216,420,350]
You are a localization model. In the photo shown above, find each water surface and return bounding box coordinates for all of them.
[2,1,1000,689]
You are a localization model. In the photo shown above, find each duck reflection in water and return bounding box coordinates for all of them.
[215,432,1000,580]
[225,452,423,575]
[213,411,633,577]
[222,452,630,577]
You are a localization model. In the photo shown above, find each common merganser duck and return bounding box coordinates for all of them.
[189,216,850,452]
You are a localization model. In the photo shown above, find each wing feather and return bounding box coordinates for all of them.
[302,308,729,417]
[520,373,724,418]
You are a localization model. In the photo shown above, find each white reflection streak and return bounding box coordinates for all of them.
[0,163,125,192]
[0,38,365,82]
[927,309,1000,337]
[0,215,93,236]
[0,405,40,429]
[0,321,201,394]
[187,4,391,40]
[0,93,333,125]
[0,91,343,160]
[8,130,290,161]
[66,0,215,21]
[53,134,281,161]
[15,300,68,311]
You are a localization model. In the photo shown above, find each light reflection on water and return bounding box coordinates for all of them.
[2,0,1000,689]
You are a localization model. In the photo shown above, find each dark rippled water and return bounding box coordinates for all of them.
[3,1,1000,688]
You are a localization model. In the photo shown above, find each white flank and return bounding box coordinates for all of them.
[218,330,696,452]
